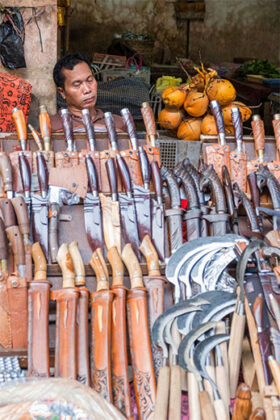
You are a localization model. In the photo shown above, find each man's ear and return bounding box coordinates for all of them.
[58,87,66,99]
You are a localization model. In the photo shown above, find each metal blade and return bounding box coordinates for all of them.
[31,193,48,259]
[118,193,141,260]
[133,184,152,241]
[151,198,165,262]
[84,193,104,252]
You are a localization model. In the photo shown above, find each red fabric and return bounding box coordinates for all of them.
[0,73,32,132]
[181,199,188,242]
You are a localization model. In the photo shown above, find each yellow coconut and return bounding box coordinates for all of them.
[207,79,236,106]
[222,101,252,125]
[184,91,209,117]
[162,86,187,109]
[177,118,202,141]
[158,108,183,130]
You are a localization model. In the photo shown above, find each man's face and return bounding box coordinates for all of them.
[58,61,98,112]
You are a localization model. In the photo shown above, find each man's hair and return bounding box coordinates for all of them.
[53,53,92,89]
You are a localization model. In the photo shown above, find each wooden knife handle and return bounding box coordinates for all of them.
[199,390,216,420]
[6,225,25,267]
[251,115,265,160]
[268,355,280,394]
[85,154,99,193]
[12,107,27,148]
[120,108,138,150]
[68,241,86,286]
[19,152,31,194]
[107,246,124,286]
[0,217,8,262]
[31,242,47,281]
[168,364,182,420]
[121,243,143,288]
[215,364,230,419]
[187,371,201,420]
[116,153,132,193]
[104,112,118,150]
[0,155,13,193]
[89,248,109,290]
[0,198,16,228]
[36,152,48,196]
[228,311,246,397]
[141,102,157,141]
[273,114,280,154]
[29,124,43,151]
[11,196,29,236]
[56,243,75,288]
[39,104,51,151]
[232,382,252,420]
[213,398,229,420]
[139,234,160,276]
[154,365,170,420]
[82,108,96,151]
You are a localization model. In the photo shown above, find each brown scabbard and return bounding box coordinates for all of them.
[32,150,54,176]
[127,287,156,420]
[143,145,161,168]
[230,152,247,192]
[143,275,166,378]
[0,273,12,348]
[91,289,114,403]
[76,287,90,386]
[28,280,51,377]
[99,150,123,193]
[120,149,143,187]
[7,275,28,349]
[51,287,79,379]
[111,285,133,419]
[205,144,231,180]
[55,151,79,168]
[79,150,102,190]
[9,150,32,194]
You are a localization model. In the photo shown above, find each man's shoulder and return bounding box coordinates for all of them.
[50,113,63,132]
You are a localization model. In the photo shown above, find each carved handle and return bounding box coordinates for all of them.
[210,100,226,145]
[273,114,280,155]
[6,225,25,267]
[69,241,86,286]
[59,108,74,152]
[151,161,162,203]
[89,247,109,290]
[39,104,51,151]
[121,243,143,288]
[139,146,151,189]
[56,243,75,288]
[11,196,29,236]
[161,166,181,208]
[247,172,260,209]
[11,107,27,150]
[36,152,48,197]
[139,234,160,276]
[31,242,47,281]
[19,153,31,196]
[85,154,99,194]
[231,107,243,152]
[107,246,124,286]
[120,108,138,150]
[0,198,16,228]
[232,383,252,420]
[116,154,132,194]
[104,112,118,151]
[251,115,265,162]
[82,108,96,151]
[28,124,43,151]
[105,158,118,200]
[0,218,8,262]
[141,102,157,146]
[0,155,13,195]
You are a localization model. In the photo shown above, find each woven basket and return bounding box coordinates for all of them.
[122,38,154,65]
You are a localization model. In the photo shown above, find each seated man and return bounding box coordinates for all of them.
[51,53,126,133]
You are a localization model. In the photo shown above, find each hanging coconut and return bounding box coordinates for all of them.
[207,79,236,106]
[184,91,209,117]
[201,114,236,135]
[162,86,187,109]
[158,108,183,130]
[222,101,252,125]
[177,118,202,141]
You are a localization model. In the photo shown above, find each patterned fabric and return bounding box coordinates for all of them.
[0,73,32,132]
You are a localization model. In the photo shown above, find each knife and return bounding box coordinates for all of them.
[39,104,52,152]
[55,108,79,168]
[141,102,161,167]
[0,154,13,199]
[230,107,247,192]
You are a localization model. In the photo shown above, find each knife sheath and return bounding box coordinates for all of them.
[143,145,161,168]
[230,152,247,192]
[120,149,143,187]
[28,280,51,376]
[76,287,90,385]
[111,285,133,419]
[0,273,12,348]
[55,151,79,168]
[91,289,114,403]
[32,151,54,178]
[51,288,79,379]
[143,275,166,378]
[7,274,28,349]
[127,287,156,420]
[9,150,32,194]
[100,150,123,193]
[100,193,121,254]
[205,144,231,181]
[79,150,102,191]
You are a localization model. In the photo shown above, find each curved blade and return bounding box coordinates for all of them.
[204,247,239,291]
[193,333,230,397]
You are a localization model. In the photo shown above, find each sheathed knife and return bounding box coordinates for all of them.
[230,107,247,192]
[116,153,141,260]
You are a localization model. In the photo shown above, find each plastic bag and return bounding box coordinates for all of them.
[0,7,26,69]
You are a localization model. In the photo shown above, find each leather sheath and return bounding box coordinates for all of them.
[9,150,32,194]
[143,145,161,168]
[126,287,156,420]
[91,289,114,403]
[32,151,54,184]
[120,149,143,187]
[28,280,51,377]
[0,273,12,348]
[100,150,123,193]
[79,150,102,192]
[111,285,133,419]
[267,161,280,182]
[205,144,231,181]
[230,152,247,192]
[143,276,166,378]
[51,288,79,379]
[55,151,79,168]
[7,275,28,349]
[76,287,90,386]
